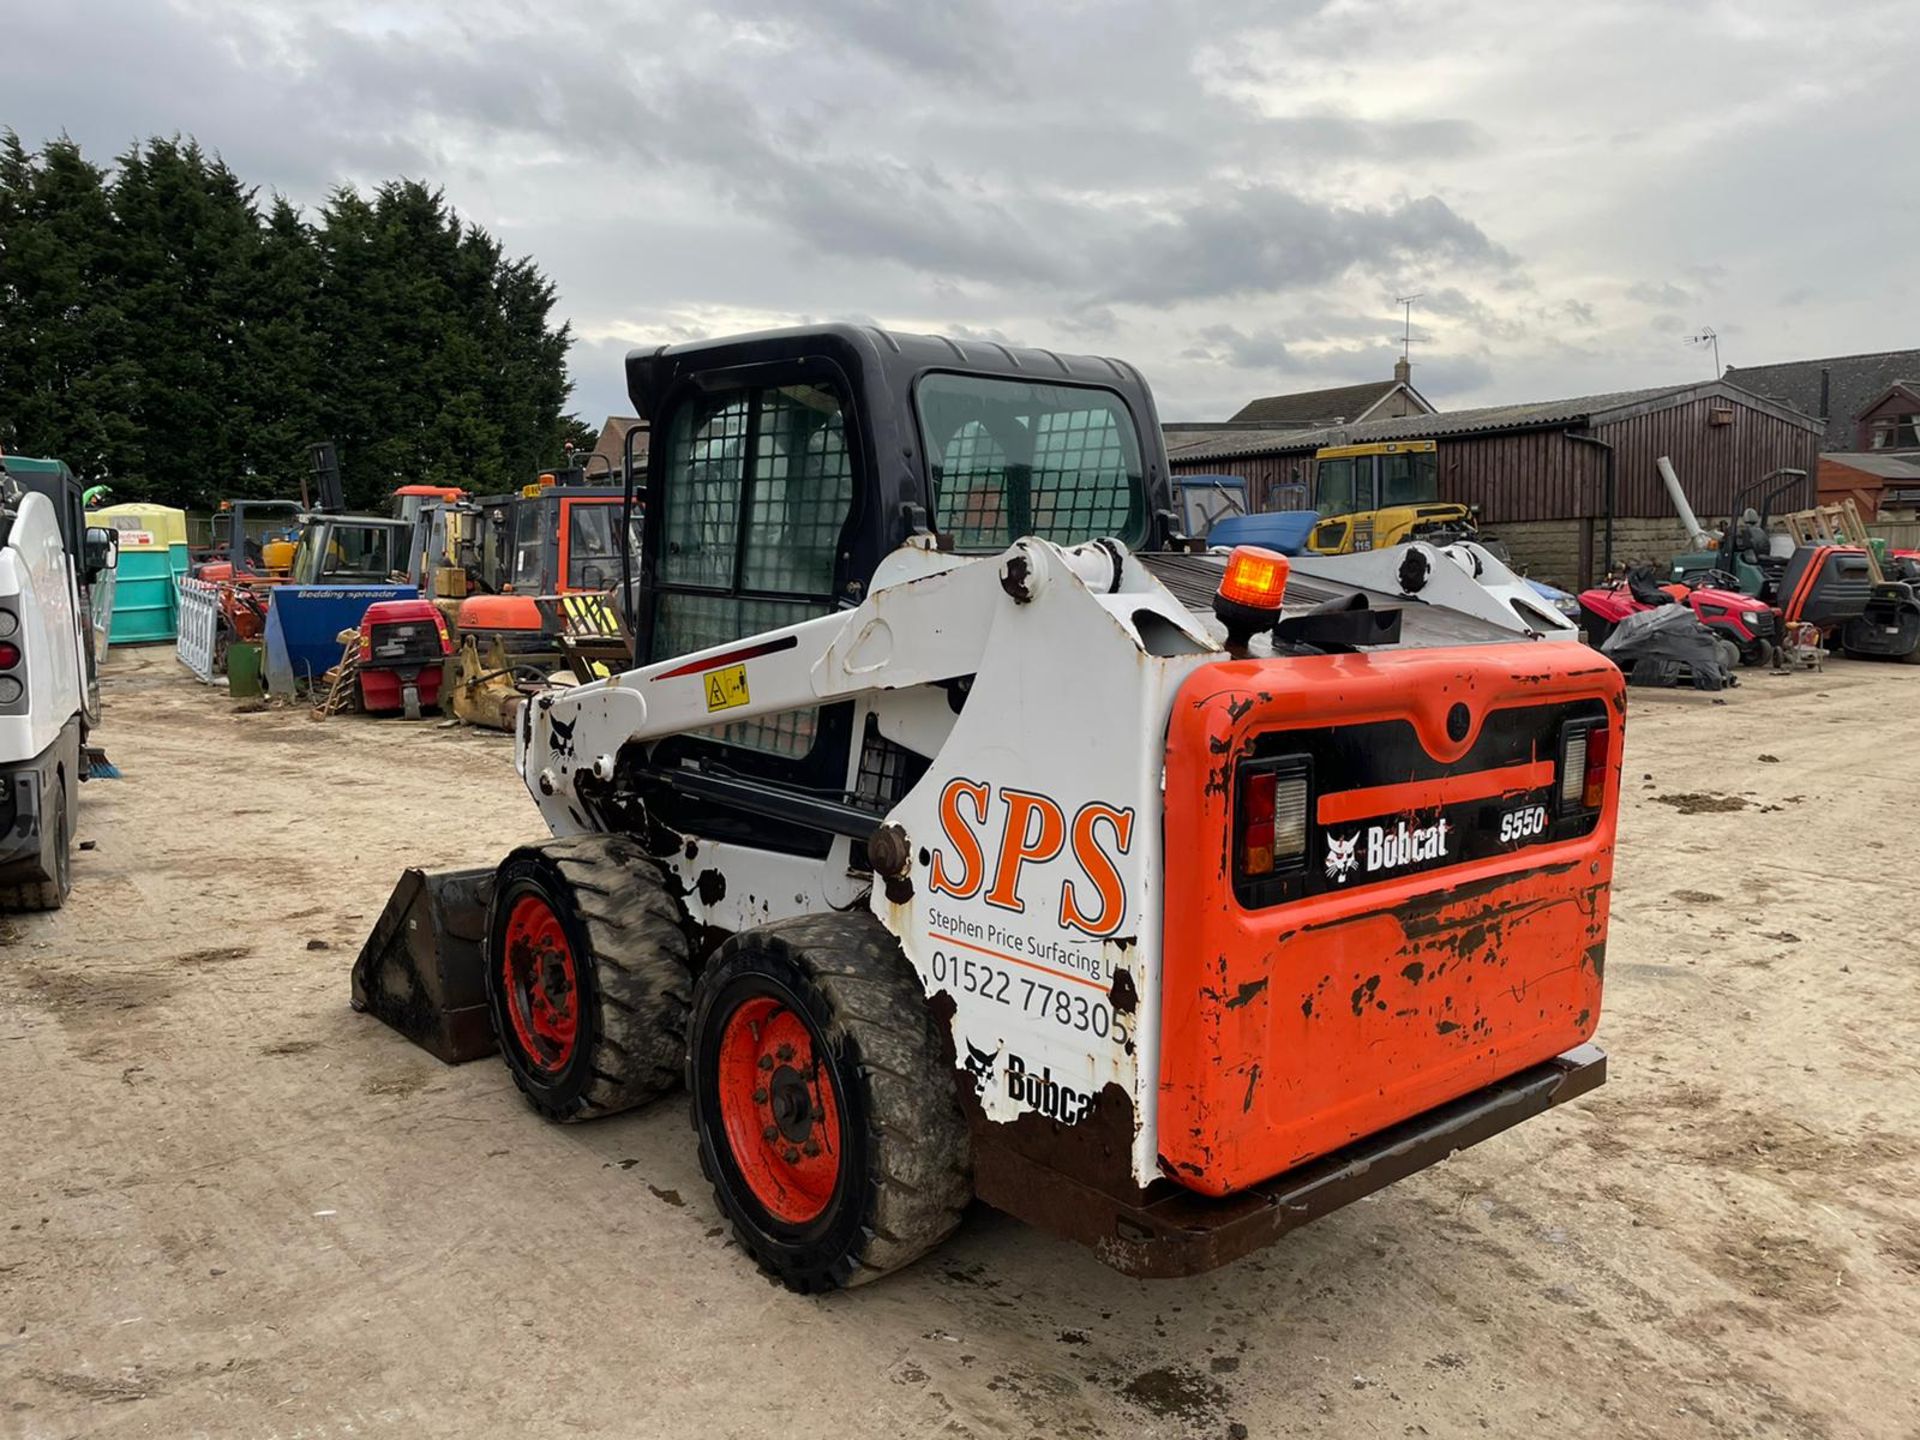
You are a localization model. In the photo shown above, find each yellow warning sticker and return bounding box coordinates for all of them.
[705,663,750,712]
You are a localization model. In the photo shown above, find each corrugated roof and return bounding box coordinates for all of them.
[1723,349,1920,450]
[1229,379,1405,426]
[1163,380,1817,462]
[1821,451,1920,480]
[1163,425,1303,461]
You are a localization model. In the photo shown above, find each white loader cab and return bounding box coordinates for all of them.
[0,453,116,910]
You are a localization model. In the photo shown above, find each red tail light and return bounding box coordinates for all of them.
[1237,760,1311,878]
[1559,720,1610,814]
[1240,769,1277,875]
[1582,722,1610,810]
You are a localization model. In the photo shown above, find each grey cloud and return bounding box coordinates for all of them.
[1108,189,1515,306]
[705,0,1018,89]
[1417,286,1527,340]
[24,0,1880,427]
[1625,281,1693,308]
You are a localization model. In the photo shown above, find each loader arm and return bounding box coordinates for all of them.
[515,536,1214,831]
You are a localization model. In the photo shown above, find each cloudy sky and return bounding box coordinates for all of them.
[9,0,1917,425]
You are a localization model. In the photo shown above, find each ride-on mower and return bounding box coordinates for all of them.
[355,326,1622,1291]
[1577,567,1774,667]
[1669,468,1920,663]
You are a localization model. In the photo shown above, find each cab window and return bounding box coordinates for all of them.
[917,375,1146,550]
[1380,451,1439,506]
[652,381,857,758]
[1315,457,1361,516]
[513,501,550,590]
[564,502,641,591]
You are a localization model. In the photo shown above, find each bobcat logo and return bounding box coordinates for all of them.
[1324,832,1359,882]
[963,1039,998,1094]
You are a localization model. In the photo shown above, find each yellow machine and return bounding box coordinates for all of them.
[1305,439,1478,555]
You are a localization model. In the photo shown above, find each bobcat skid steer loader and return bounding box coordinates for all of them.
[354,326,1622,1291]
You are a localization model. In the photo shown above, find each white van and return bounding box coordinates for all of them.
[0,453,115,910]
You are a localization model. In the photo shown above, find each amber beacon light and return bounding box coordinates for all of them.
[1213,545,1291,649]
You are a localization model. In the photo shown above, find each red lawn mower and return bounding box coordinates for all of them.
[1578,568,1776,667]
[358,599,453,719]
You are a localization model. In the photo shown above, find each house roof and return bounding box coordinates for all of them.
[1162,424,1306,462]
[1229,379,1419,426]
[1722,349,1920,449]
[1163,380,1819,464]
[588,416,648,476]
[1821,452,1920,481]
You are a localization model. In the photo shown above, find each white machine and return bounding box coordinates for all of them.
[0,454,116,911]
[364,327,1622,1293]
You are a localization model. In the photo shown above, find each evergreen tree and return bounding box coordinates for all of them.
[0,135,139,478]
[0,133,581,512]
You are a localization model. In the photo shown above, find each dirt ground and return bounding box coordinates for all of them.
[3,645,1918,1440]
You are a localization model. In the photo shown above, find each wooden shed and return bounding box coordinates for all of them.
[1165,381,1822,588]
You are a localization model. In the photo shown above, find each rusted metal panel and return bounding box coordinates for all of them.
[971,1044,1606,1278]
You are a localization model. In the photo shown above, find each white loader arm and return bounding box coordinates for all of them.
[516,536,1211,831]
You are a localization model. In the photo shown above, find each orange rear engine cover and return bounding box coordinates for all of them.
[1158,643,1623,1196]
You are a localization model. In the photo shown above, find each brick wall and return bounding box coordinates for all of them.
[1491,517,1693,590]
[1493,520,1583,589]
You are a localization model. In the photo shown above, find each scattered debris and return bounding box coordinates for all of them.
[1652,792,1750,814]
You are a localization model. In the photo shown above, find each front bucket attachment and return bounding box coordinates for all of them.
[351,866,498,1064]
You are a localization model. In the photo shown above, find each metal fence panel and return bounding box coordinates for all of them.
[176,576,221,683]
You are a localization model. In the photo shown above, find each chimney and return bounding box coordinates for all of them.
[1818,367,1830,420]
[1393,356,1411,386]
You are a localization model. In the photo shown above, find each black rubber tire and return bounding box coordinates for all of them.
[0,776,69,913]
[484,834,691,1123]
[688,914,970,1293]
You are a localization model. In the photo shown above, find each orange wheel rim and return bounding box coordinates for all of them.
[502,894,579,1074]
[715,995,842,1224]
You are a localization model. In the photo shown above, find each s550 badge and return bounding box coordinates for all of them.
[1499,804,1548,843]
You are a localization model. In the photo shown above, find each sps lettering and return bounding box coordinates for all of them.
[926,779,1134,938]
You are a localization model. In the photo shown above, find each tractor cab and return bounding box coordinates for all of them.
[196,499,303,582]
[450,469,640,666]
[1305,440,1479,555]
[286,514,412,585]
[505,469,639,597]
[394,490,481,597]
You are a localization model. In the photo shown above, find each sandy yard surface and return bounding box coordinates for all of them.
[3,645,1917,1439]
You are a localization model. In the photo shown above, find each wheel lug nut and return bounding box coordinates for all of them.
[758,1054,774,1071]
[803,1139,820,1157]
[753,1087,768,1103]
[783,1147,800,1164]
[776,1043,795,1062]
[763,1124,780,1142]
